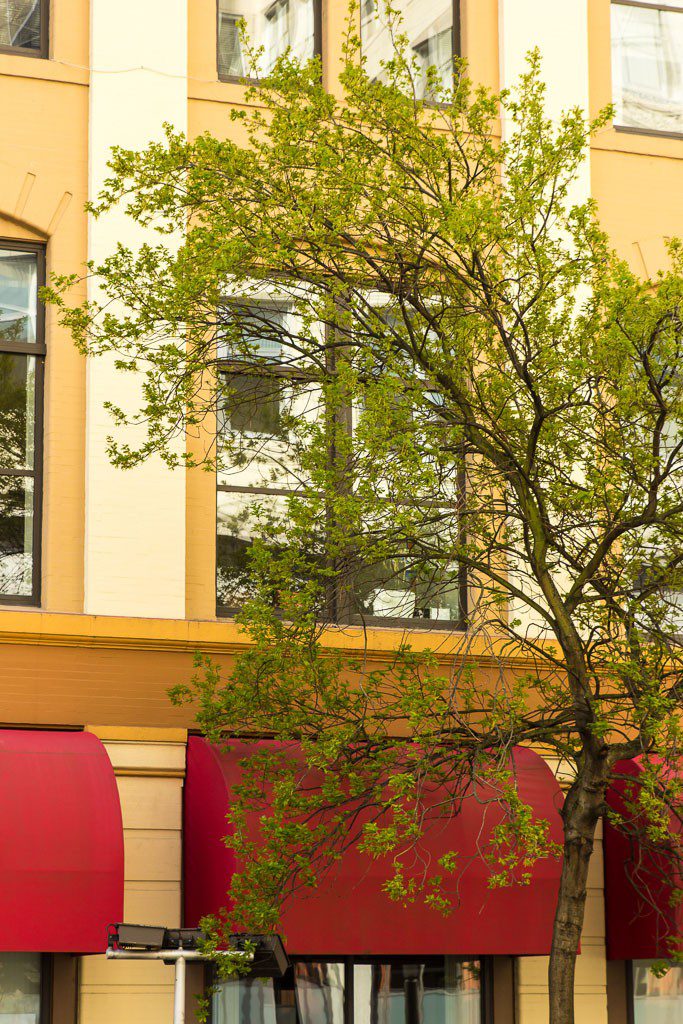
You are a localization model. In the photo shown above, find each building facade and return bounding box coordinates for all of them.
[0,0,682,1021]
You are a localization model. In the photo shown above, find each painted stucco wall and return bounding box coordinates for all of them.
[85,0,188,617]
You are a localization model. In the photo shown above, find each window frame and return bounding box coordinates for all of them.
[0,0,49,59]
[611,0,683,140]
[0,237,45,607]
[215,298,468,630]
[211,955,493,1024]
[216,0,323,84]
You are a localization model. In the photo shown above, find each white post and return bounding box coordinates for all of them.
[174,953,186,1024]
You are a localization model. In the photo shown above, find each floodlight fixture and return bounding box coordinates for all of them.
[108,923,168,951]
[229,934,289,977]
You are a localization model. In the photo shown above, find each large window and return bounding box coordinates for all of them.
[0,0,48,57]
[631,960,683,1023]
[214,958,484,1024]
[215,299,466,627]
[217,0,320,81]
[611,1,683,135]
[360,0,458,100]
[0,953,43,1023]
[0,242,44,605]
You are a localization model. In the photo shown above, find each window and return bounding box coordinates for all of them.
[630,960,683,1023]
[611,1,683,135]
[0,0,48,57]
[214,958,484,1024]
[215,298,466,628]
[0,242,44,606]
[216,300,323,614]
[217,0,320,81]
[0,953,43,1022]
[360,0,458,100]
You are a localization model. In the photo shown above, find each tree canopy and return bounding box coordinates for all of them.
[45,16,683,1024]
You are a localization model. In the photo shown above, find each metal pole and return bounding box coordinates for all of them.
[105,947,251,1024]
[174,953,186,1024]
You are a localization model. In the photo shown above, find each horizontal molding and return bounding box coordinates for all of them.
[0,610,556,667]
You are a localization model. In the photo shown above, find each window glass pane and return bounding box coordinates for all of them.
[354,959,481,1024]
[217,302,322,490]
[632,961,683,1024]
[0,0,41,51]
[220,372,283,437]
[294,962,345,1024]
[0,952,41,1022]
[213,977,279,1024]
[612,3,683,133]
[217,489,324,609]
[0,250,37,346]
[0,354,36,470]
[361,0,454,99]
[0,474,34,597]
[218,0,316,79]
[356,554,461,622]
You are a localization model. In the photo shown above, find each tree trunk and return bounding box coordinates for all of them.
[548,757,608,1024]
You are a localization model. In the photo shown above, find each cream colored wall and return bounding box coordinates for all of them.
[84,0,188,618]
[79,728,187,1024]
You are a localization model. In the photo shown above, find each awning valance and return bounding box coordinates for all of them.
[0,729,124,953]
[604,757,682,961]
[183,738,564,956]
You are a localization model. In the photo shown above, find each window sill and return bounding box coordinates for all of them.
[613,123,683,142]
[216,605,467,633]
[0,45,47,60]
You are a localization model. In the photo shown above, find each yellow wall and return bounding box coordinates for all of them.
[0,17,89,611]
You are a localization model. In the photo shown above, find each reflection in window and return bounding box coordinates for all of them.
[215,960,480,1024]
[214,962,344,1024]
[632,960,683,1024]
[295,963,345,1024]
[611,1,683,134]
[0,952,42,1023]
[354,960,480,1024]
[0,0,41,52]
[361,0,455,99]
[218,0,317,80]
[356,553,461,623]
[0,246,42,604]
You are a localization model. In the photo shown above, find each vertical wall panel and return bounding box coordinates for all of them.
[86,0,188,617]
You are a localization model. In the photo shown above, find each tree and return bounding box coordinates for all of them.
[45,13,683,1024]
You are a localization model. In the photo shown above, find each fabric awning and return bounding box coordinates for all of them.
[604,757,682,961]
[0,729,124,953]
[184,737,564,956]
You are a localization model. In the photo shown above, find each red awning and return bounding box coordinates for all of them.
[604,757,682,961]
[0,729,124,953]
[184,738,564,956]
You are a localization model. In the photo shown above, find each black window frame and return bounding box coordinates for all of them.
[211,955,492,1024]
[359,0,462,97]
[0,0,49,59]
[611,0,683,141]
[0,238,45,607]
[216,0,323,84]
[215,299,467,631]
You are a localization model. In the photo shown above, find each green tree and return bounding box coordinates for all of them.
[45,15,683,1024]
